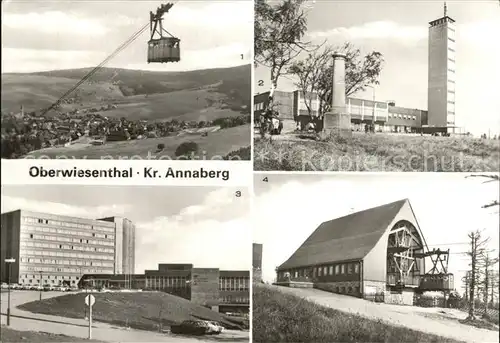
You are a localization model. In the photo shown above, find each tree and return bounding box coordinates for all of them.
[175,142,199,159]
[315,43,384,115]
[477,253,499,318]
[255,0,314,98]
[466,230,490,320]
[288,46,332,117]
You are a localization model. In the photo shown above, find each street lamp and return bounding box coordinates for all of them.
[39,271,43,301]
[5,258,16,326]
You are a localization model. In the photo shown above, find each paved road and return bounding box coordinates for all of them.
[274,285,499,343]
[0,291,248,342]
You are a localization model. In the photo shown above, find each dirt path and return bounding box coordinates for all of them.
[0,291,248,342]
[274,286,498,343]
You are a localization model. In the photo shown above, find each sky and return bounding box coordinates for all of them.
[1,185,251,273]
[253,172,500,293]
[254,0,500,136]
[1,0,253,72]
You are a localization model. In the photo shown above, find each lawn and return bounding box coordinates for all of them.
[254,133,500,172]
[0,326,103,343]
[18,291,247,332]
[26,124,251,160]
[252,284,465,343]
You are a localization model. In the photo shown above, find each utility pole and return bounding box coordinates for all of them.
[39,271,43,301]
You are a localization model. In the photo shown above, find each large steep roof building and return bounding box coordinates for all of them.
[276,199,452,306]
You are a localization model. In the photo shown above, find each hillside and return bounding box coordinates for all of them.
[1,64,251,121]
[18,291,247,331]
[253,284,466,343]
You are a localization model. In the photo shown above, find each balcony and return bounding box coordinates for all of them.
[387,273,420,287]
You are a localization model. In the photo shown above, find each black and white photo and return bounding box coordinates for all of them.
[253,0,500,171]
[1,185,250,342]
[252,172,499,343]
[1,0,252,160]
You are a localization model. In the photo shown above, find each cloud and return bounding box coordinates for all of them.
[123,43,252,72]
[2,11,109,36]
[308,21,427,41]
[1,48,106,73]
[169,2,253,28]
[1,195,131,219]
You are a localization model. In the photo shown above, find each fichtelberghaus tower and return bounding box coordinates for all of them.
[428,2,456,133]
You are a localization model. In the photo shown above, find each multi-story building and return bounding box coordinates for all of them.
[252,243,263,282]
[0,210,135,287]
[254,90,427,134]
[427,3,457,132]
[79,263,250,314]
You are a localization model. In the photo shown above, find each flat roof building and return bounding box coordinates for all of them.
[0,210,135,287]
[254,91,428,134]
[276,199,453,306]
[79,263,250,314]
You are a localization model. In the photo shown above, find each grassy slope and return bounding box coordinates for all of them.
[254,134,500,172]
[0,326,104,343]
[26,124,250,159]
[252,284,464,343]
[18,292,246,331]
[2,65,251,119]
[1,74,124,113]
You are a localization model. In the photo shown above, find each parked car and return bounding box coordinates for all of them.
[1,283,9,289]
[171,320,223,336]
[207,321,224,334]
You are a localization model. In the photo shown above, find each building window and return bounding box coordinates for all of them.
[412,116,416,120]
[448,69,455,73]
[448,47,455,52]
[448,38,455,43]
[347,264,353,274]
[30,234,33,239]
[354,263,359,274]
[341,264,346,274]
[323,266,328,275]
[329,266,333,275]
[335,265,340,275]
[318,267,322,276]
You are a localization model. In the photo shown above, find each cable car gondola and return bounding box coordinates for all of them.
[148,3,180,63]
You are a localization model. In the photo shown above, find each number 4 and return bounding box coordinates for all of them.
[262,177,268,182]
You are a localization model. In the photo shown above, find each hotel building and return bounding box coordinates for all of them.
[0,210,135,287]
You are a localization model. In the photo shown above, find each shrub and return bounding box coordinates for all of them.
[175,141,199,159]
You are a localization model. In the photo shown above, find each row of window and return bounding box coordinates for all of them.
[20,274,80,280]
[20,257,114,267]
[21,250,114,260]
[20,279,78,285]
[334,285,360,295]
[254,102,265,111]
[145,276,190,289]
[21,266,111,273]
[22,225,114,240]
[23,233,114,248]
[282,262,360,279]
[221,296,249,304]
[389,114,417,121]
[23,217,114,233]
[219,277,250,291]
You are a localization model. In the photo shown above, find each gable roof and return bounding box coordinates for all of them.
[278,199,408,271]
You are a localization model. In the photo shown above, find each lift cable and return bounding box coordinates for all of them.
[40,1,180,117]
[40,22,149,116]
